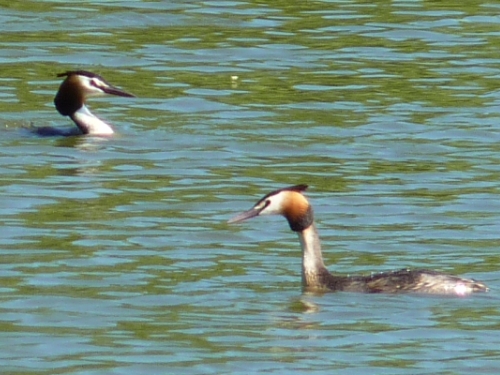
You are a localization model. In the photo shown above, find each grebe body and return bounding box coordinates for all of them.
[36,70,134,136]
[228,185,488,296]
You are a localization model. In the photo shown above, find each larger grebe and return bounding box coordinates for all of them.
[228,185,488,296]
[36,70,134,136]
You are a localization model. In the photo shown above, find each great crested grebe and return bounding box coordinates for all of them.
[36,70,135,136]
[228,185,488,296]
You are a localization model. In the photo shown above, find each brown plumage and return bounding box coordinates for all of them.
[54,73,86,116]
[228,185,488,296]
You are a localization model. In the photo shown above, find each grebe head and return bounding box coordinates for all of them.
[54,70,135,116]
[228,184,314,231]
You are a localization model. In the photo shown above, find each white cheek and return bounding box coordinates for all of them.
[90,79,107,95]
[78,76,106,96]
[261,194,286,216]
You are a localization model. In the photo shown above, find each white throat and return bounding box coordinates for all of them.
[297,224,326,286]
[70,105,114,135]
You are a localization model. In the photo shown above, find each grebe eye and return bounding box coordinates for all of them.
[90,78,105,89]
[255,199,270,211]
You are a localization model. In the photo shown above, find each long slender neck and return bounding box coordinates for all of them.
[297,223,329,287]
[70,105,114,135]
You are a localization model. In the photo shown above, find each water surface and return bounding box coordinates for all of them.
[0,1,499,374]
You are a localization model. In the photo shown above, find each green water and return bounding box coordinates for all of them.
[0,1,499,374]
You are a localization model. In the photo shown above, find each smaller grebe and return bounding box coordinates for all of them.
[36,70,135,136]
[228,185,488,296]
